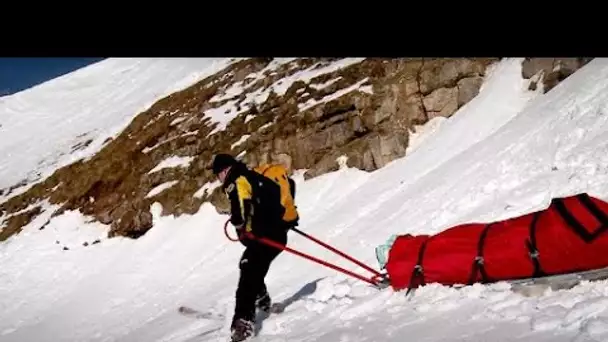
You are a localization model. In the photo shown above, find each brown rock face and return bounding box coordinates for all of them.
[418,59,488,95]
[457,76,484,106]
[522,58,594,93]
[109,207,153,238]
[1,57,502,240]
[223,59,498,181]
[423,87,459,119]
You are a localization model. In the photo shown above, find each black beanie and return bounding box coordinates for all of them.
[212,153,237,175]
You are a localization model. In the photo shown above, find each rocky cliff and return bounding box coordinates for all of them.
[0,57,593,241]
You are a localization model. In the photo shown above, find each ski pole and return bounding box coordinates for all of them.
[290,227,383,278]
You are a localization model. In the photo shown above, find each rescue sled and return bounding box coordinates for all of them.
[380,192,608,294]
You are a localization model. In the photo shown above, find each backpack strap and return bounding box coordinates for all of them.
[288,177,296,199]
[254,164,272,176]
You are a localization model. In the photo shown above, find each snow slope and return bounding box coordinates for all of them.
[2,57,608,342]
[0,58,235,202]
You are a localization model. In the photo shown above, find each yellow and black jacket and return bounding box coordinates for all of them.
[222,161,291,239]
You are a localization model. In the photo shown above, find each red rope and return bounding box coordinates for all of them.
[223,219,385,287]
[244,231,380,287]
[224,220,240,241]
[290,227,383,278]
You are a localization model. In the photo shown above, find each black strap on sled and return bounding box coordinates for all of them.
[553,193,608,243]
[406,239,429,295]
[578,193,608,229]
[467,223,493,285]
[525,211,547,278]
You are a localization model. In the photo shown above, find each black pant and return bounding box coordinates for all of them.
[232,230,287,324]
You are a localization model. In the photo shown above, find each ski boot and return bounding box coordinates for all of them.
[230,318,254,342]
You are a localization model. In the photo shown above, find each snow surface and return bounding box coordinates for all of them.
[231,135,250,150]
[0,58,236,202]
[146,180,179,198]
[405,116,447,154]
[194,180,222,199]
[2,57,608,342]
[149,156,195,174]
[142,131,199,154]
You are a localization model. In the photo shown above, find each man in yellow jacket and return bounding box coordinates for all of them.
[212,153,297,342]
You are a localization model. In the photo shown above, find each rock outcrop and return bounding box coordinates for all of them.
[0,57,592,241]
[522,58,594,93]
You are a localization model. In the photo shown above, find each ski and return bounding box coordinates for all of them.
[177,305,225,320]
[179,302,287,342]
[267,302,286,314]
[178,302,285,320]
[507,265,608,296]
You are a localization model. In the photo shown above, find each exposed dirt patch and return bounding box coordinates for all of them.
[0,206,42,241]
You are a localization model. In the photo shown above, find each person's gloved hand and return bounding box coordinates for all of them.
[234,223,247,239]
[234,223,252,247]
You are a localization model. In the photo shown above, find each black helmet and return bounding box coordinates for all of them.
[212,153,237,175]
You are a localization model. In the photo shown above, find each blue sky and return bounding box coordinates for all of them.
[0,58,105,96]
